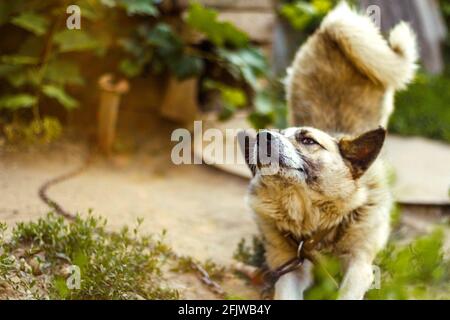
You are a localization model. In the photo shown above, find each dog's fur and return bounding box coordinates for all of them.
[244,2,418,300]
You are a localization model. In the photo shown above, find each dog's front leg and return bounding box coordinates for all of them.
[274,260,313,300]
[338,257,374,300]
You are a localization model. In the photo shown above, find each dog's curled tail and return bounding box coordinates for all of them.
[321,2,418,90]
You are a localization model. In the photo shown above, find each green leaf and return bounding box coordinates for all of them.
[42,85,79,109]
[100,0,116,7]
[120,0,159,16]
[247,112,273,129]
[119,37,145,56]
[204,80,246,107]
[0,94,37,110]
[53,277,70,299]
[119,58,143,78]
[279,0,333,30]
[218,48,267,89]
[222,87,246,107]
[44,60,84,86]
[73,250,89,271]
[77,0,104,21]
[252,90,287,129]
[203,80,247,120]
[6,67,41,87]
[147,23,183,56]
[0,64,22,77]
[312,0,334,15]
[53,30,100,53]
[186,3,248,48]
[0,54,38,65]
[11,11,49,36]
[168,55,204,80]
[254,92,273,114]
[18,35,45,57]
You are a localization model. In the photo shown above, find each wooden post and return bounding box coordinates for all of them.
[97,74,129,155]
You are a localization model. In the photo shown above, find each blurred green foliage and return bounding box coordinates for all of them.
[234,227,450,300]
[305,229,450,300]
[0,0,271,140]
[391,74,450,143]
[367,229,450,299]
[1,0,448,141]
[280,0,337,31]
[111,1,271,126]
[0,0,113,144]
[203,79,248,120]
[390,1,450,143]
[0,0,115,111]
[233,236,266,268]
[119,22,205,79]
[3,116,62,144]
[186,2,249,48]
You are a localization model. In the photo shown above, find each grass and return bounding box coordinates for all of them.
[0,213,178,300]
[173,255,226,282]
[233,237,266,268]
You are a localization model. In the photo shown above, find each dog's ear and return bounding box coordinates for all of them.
[339,127,386,179]
[237,131,256,176]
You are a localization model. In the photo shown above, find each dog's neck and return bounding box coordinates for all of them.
[249,176,369,239]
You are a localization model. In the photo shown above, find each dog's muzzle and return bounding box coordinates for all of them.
[255,131,305,174]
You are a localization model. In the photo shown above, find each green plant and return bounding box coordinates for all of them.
[233,236,266,268]
[3,116,62,144]
[118,2,272,127]
[118,21,204,79]
[0,0,278,136]
[186,2,248,48]
[105,0,159,17]
[390,73,450,143]
[248,86,288,129]
[0,0,112,143]
[202,79,247,120]
[118,2,267,82]
[303,229,450,300]
[367,229,450,299]
[1,213,178,300]
[173,255,226,282]
[280,0,337,31]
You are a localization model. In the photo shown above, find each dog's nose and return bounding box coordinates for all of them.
[256,131,276,159]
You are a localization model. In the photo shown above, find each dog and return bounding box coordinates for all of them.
[241,2,418,300]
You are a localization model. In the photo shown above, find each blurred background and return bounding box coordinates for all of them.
[0,0,449,300]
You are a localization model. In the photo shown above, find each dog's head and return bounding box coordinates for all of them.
[240,126,386,200]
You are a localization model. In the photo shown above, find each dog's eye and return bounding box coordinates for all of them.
[300,137,317,145]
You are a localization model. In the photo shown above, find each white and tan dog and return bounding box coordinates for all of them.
[242,2,418,300]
